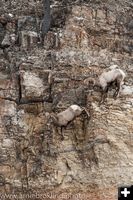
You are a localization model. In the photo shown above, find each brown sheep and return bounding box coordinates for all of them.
[49,105,90,139]
[84,68,126,103]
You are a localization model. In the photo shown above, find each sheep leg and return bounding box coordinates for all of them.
[100,92,106,104]
[113,81,121,99]
[100,86,108,104]
[113,90,119,98]
[60,126,64,140]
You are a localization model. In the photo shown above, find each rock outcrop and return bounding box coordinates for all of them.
[0,0,133,199]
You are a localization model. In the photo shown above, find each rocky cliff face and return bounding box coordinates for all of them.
[0,0,133,199]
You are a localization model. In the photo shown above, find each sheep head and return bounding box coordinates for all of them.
[69,105,82,116]
[83,77,101,91]
[48,113,58,125]
[84,77,95,86]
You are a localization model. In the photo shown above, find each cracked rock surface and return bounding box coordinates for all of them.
[0,0,133,199]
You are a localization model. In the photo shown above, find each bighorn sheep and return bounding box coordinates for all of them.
[49,105,90,139]
[84,68,126,103]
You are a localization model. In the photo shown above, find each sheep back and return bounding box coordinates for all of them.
[57,105,82,126]
[99,69,126,90]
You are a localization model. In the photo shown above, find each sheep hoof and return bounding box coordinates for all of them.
[113,93,118,99]
[99,101,103,106]
[60,135,64,141]
[114,96,118,100]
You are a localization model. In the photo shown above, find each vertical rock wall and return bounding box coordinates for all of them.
[0,0,133,199]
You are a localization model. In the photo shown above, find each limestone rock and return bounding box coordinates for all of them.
[19,31,38,49]
[0,0,133,199]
